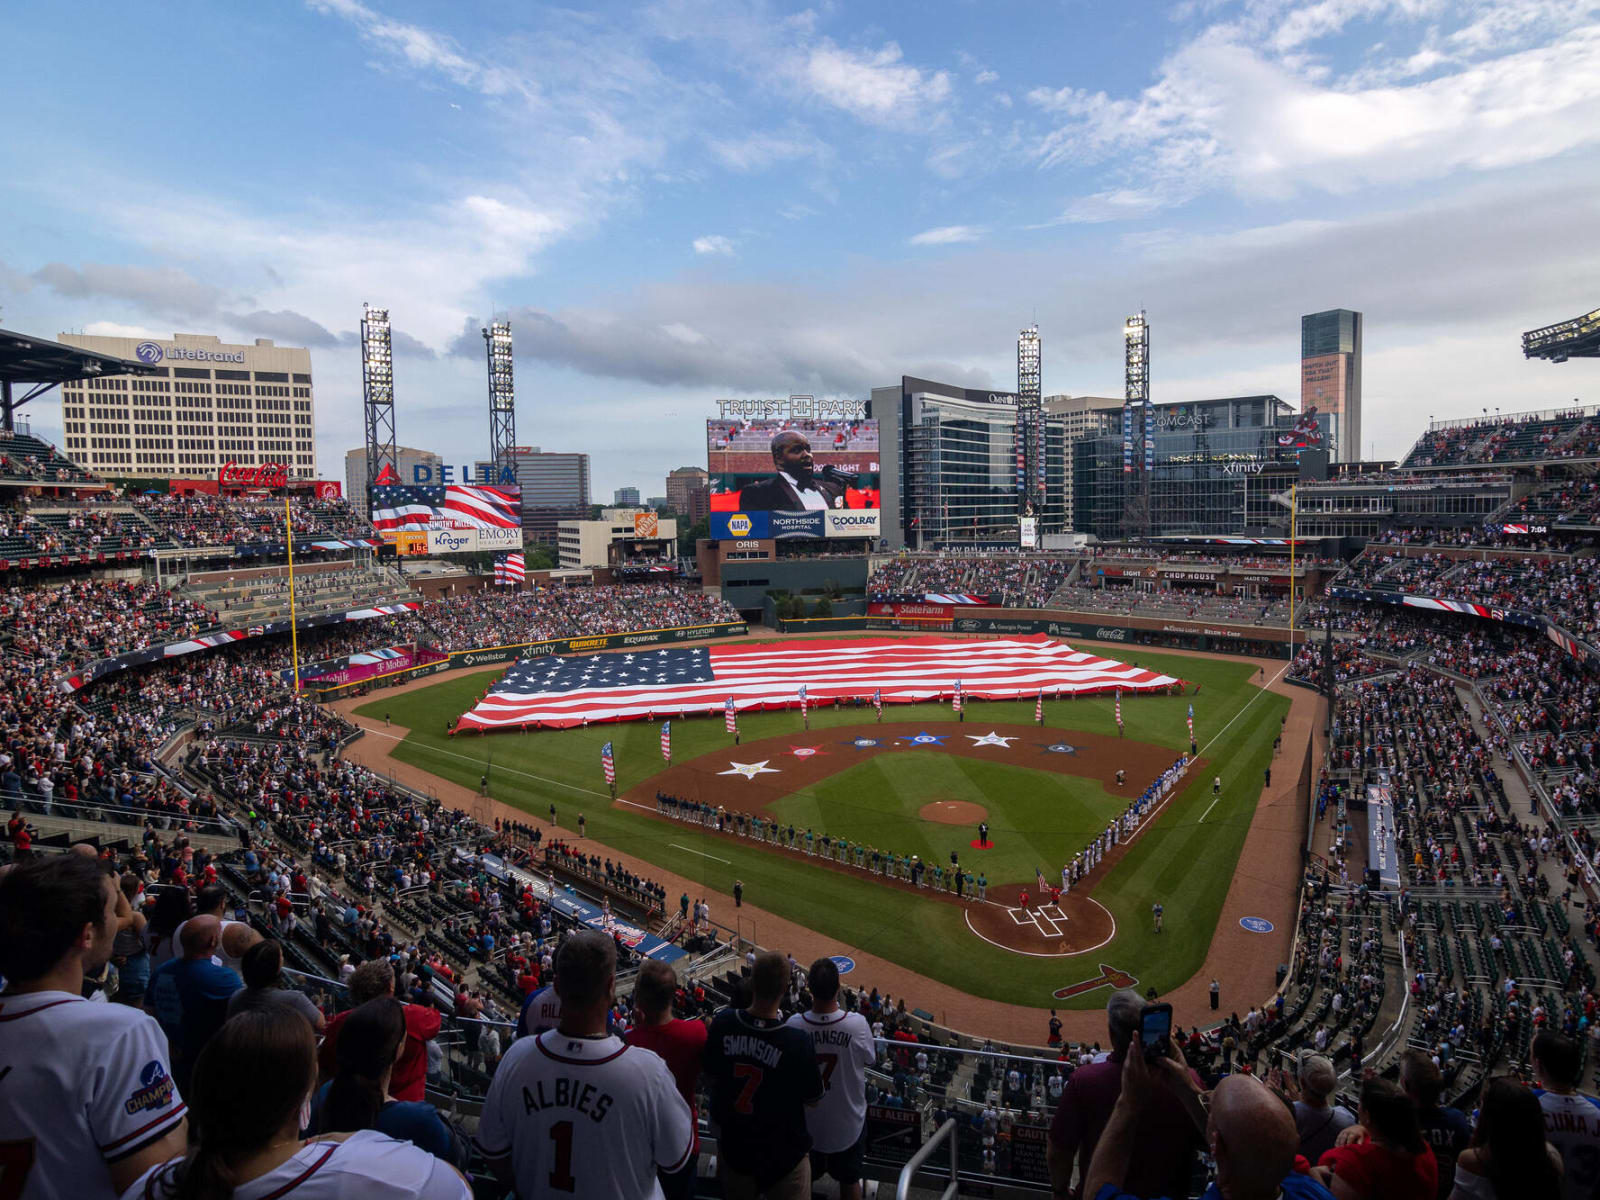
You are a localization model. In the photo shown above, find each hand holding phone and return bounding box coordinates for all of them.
[1140,1003,1173,1060]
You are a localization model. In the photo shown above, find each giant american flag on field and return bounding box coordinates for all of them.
[453,634,1184,732]
[370,484,520,531]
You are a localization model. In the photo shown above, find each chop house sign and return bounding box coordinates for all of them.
[219,461,289,489]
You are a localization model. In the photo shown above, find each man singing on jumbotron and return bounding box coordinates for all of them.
[738,431,848,511]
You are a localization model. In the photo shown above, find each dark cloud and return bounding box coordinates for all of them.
[31,261,223,318]
[228,309,340,346]
[332,328,437,358]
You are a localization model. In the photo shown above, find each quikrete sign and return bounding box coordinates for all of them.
[219,461,289,488]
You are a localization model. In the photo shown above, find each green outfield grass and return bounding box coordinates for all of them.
[357,646,1291,1011]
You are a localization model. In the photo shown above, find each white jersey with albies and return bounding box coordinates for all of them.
[123,1130,468,1200]
[0,990,186,1200]
[476,1029,693,1200]
[786,1008,875,1152]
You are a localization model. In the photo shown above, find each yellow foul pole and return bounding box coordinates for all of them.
[285,494,301,692]
[1286,483,1299,662]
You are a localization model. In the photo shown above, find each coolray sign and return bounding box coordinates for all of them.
[135,341,245,364]
[823,509,879,538]
[219,461,288,488]
[716,395,866,420]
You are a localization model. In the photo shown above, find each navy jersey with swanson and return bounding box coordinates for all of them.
[705,1008,825,1182]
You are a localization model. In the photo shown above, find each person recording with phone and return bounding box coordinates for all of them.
[1047,991,1205,1200]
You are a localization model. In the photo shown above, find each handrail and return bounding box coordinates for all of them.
[895,1117,959,1200]
[10,794,240,838]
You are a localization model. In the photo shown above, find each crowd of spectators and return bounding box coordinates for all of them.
[1404,407,1600,468]
[2,578,215,670]
[1049,582,1290,626]
[419,583,740,651]
[132,491,375,548]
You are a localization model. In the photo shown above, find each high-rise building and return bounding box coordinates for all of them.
[1300,309,1362,462]
[58,332,317,478]
[499,446,591,544]
[345,445,443,516]
[665,466,709,521]
[613,485,641,506]
[1043,395,1127,530]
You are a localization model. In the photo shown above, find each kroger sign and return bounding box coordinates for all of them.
[135,342,246,365]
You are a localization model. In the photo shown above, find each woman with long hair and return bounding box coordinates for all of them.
[125,1006,467,1199]
[225,939,326,1034]
[312,997,460,1163]
[1448,1077,1563,1198]
[1316,1078,1438,1200]
[144,885,192,971]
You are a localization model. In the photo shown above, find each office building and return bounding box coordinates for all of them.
[58,332,316,478]
[613,485,641,506]
[501,446,591,544]
[1072,396,1307,539]
[346,445,443,516]
[666,466,709,523]
[557,508,677,570]
[869,376,1069,549]
[1301,309,1363,462]
[1043,395,1126,530]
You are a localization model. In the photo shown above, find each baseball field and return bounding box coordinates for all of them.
[355,643,1291,1010]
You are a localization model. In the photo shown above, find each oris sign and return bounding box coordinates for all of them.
[219,461,289,488]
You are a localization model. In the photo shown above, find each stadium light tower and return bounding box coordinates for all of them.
[361,304,399,512]
[484,320,517,476]
[1122,310,1151,537]
[1016,325,1043,518]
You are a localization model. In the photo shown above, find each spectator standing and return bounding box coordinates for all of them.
[130,1006,468,1200]
[314,997,459,1163]
[172,883,260,973]
[145,914,243,1092]
[1082,1043,1331,1200]
[1532,1030,1600,1200]
[626,959,708,1200]
[1291,1054,1355,1165]
[1046,990,1204,1200]
[319,958,440,1103]
[0,853,188,1199]
[1447,1076,1563,1199]
[786,958,875,1200]
[476,931,693,1199]
[226,939,326,1034]
[1398,1050,1471,1199]
[1315,1080,1437,1200]
[706,950,826,1200]
[110,873,150,1007]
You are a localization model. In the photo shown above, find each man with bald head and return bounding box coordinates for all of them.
[738,431,847,511]
[1084,1036,1334,1200]
[173,881,260,972]
[146,912,242,1090]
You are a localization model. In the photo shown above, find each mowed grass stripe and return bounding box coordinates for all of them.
[358,648,1288,1008]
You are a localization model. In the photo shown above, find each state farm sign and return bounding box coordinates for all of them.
[219,461,289,488]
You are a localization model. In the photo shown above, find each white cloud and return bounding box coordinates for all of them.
[692,235,736,256]
[306,0,527,96]
[801,40,951,123]
[706,130,826,172]
[81,320,167,339]
[908,225,983,245]
[974,68,999,85]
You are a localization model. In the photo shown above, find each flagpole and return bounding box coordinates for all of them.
[285,493,301,692]
[1288,484,1297,662]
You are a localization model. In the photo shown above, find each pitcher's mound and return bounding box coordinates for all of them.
[919,800,988,825]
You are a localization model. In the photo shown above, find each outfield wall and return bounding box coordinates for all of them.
[863,609,1290,657]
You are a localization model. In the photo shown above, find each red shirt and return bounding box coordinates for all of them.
[626,1018,708,1151]
[1047,1055,1204,1200]
[319,1001,441,1101]
[1319,1140,1438,1200]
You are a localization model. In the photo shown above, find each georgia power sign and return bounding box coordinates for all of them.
[135,341,245,365]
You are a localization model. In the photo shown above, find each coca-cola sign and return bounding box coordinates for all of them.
[219,461,288,489]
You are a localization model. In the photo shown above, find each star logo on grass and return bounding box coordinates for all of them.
[789,746,827,758]
[901,731,948,747]
[1041,742,1079,755]
[845,737,881,750]
[718,760,780,779]
[966,731,1017,748]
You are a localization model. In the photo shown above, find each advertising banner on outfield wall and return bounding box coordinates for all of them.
[425,526,524,555]
[709,508,878,541]
[447,621,749,669]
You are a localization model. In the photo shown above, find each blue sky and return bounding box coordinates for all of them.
[4,0,1599,495]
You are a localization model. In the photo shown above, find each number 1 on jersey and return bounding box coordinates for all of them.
[548,1120,576,1192]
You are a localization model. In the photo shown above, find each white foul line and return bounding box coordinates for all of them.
[1198,794,1223,823]
[355,724,614,800]
[669,843,732,864]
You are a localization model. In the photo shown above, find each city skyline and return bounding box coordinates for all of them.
[3,1,1598,494]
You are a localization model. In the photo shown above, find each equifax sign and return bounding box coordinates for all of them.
[219,461,289,488]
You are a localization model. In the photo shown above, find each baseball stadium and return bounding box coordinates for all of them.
[5,302,1600,1197]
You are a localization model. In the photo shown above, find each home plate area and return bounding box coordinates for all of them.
[966,882,1114,956]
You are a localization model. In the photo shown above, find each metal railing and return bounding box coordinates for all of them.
[896,1118,960,1200]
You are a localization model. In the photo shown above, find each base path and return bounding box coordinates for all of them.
[331,636,1320,1043]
